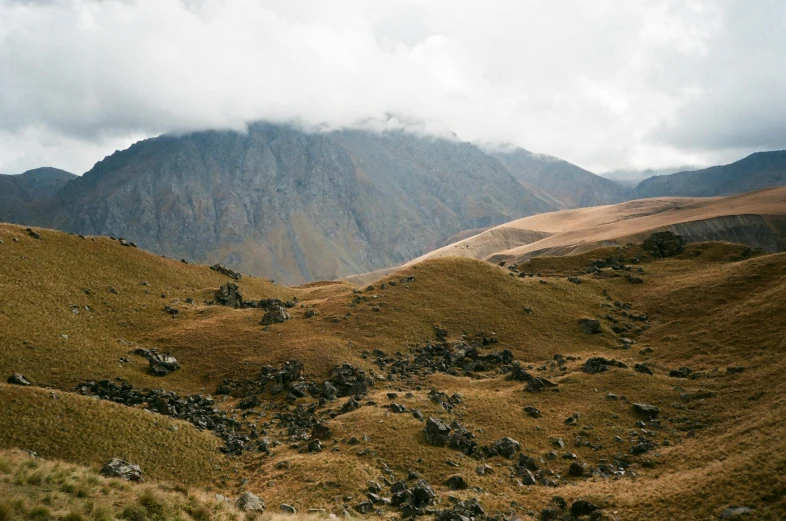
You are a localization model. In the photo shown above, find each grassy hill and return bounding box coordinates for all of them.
[0,222,784,520]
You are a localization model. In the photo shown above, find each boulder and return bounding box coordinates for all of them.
[146,351,181,376]
[570,499,599,517]
[280,504,297,515]
[445,475,468,490]
[491,437,521,459]
[643,231,686,258]
[578,318,602,334]
[634,363,653,375]
[632,403,660,419]
[260,306,290,325]
[236,492,265,512]
[524,406,542,418]
[210,264,241,280]
[583,357,627,374]
[215,282,243,308]
[424,417,452,447]
[669,367,693,378]
[7,374,31,386]
[99,458,143,482]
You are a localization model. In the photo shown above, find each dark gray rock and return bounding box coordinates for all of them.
[634,363,653,375]
[424,417,452,447]
[570,499,599,517]
[215,282,243,308]
[643,231,686,258]
[7,374,31,386]
[260,306,290,325]
[445,475,468,490]
[524,406,542,418]
[210,264,241,280]
[99,458,143,482]
[632,403,660,419]
[279,504,297,515]
[578,318,602,334]
[491,437,521,459]
[583,357,627,374]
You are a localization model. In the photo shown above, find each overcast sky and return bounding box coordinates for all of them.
[1,0,785,176]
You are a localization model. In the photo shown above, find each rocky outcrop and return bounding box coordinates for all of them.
[643,231,686,257]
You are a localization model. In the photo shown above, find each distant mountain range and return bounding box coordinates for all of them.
[636,150,786,197]
[2,124,785,283]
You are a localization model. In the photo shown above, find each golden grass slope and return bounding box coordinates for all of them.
[346,186,786,285]
[0,222,785,519]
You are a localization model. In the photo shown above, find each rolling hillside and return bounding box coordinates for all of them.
[0,222,784,520]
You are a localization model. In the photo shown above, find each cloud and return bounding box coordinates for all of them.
[0,0,784,175]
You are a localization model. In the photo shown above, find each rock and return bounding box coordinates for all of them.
[210,264,241,280]
[327,363,373,397]
[410,480,437,507]
[491,437,521,459]
[424,417,452,447]
[578,318,602,334]
[354,501,374,514]
[726,366,745,375]
[26,228,41,240]
[433,324,448,340]
[144,350,181,376]
[260,306,290,325]
[308,439,323,453]
[568,461,586,477]
[445,475,468,490]
[475,464,493,475]
[508,363,557,392]
[99,458,143,482]
[719,506,752,519]
[311,422,332,440]
[567,277,582,284]
[632,403,660,419]
[389,402,407,413]
[643,231,686,258]
[583,357,627,374]
[236,492,265,512]
[634,363,653,375]
[630,441,655,455]
[215,282,243,308]
[570,499,599,517]
[434,498,485,521]
[280,504,297,514]
[339,397,361,414]
[518,467,537,485]
[524,406,542,418]
[540,507,563,520]
[7,374,31,386]
[669,367,693,378]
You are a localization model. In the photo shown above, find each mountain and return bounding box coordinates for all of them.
[636,150,786,197]
[601,165,698,186]
[491,147,633,208]
[2,221,785,520]
[26,124,556,284]
[0,167,76,223]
